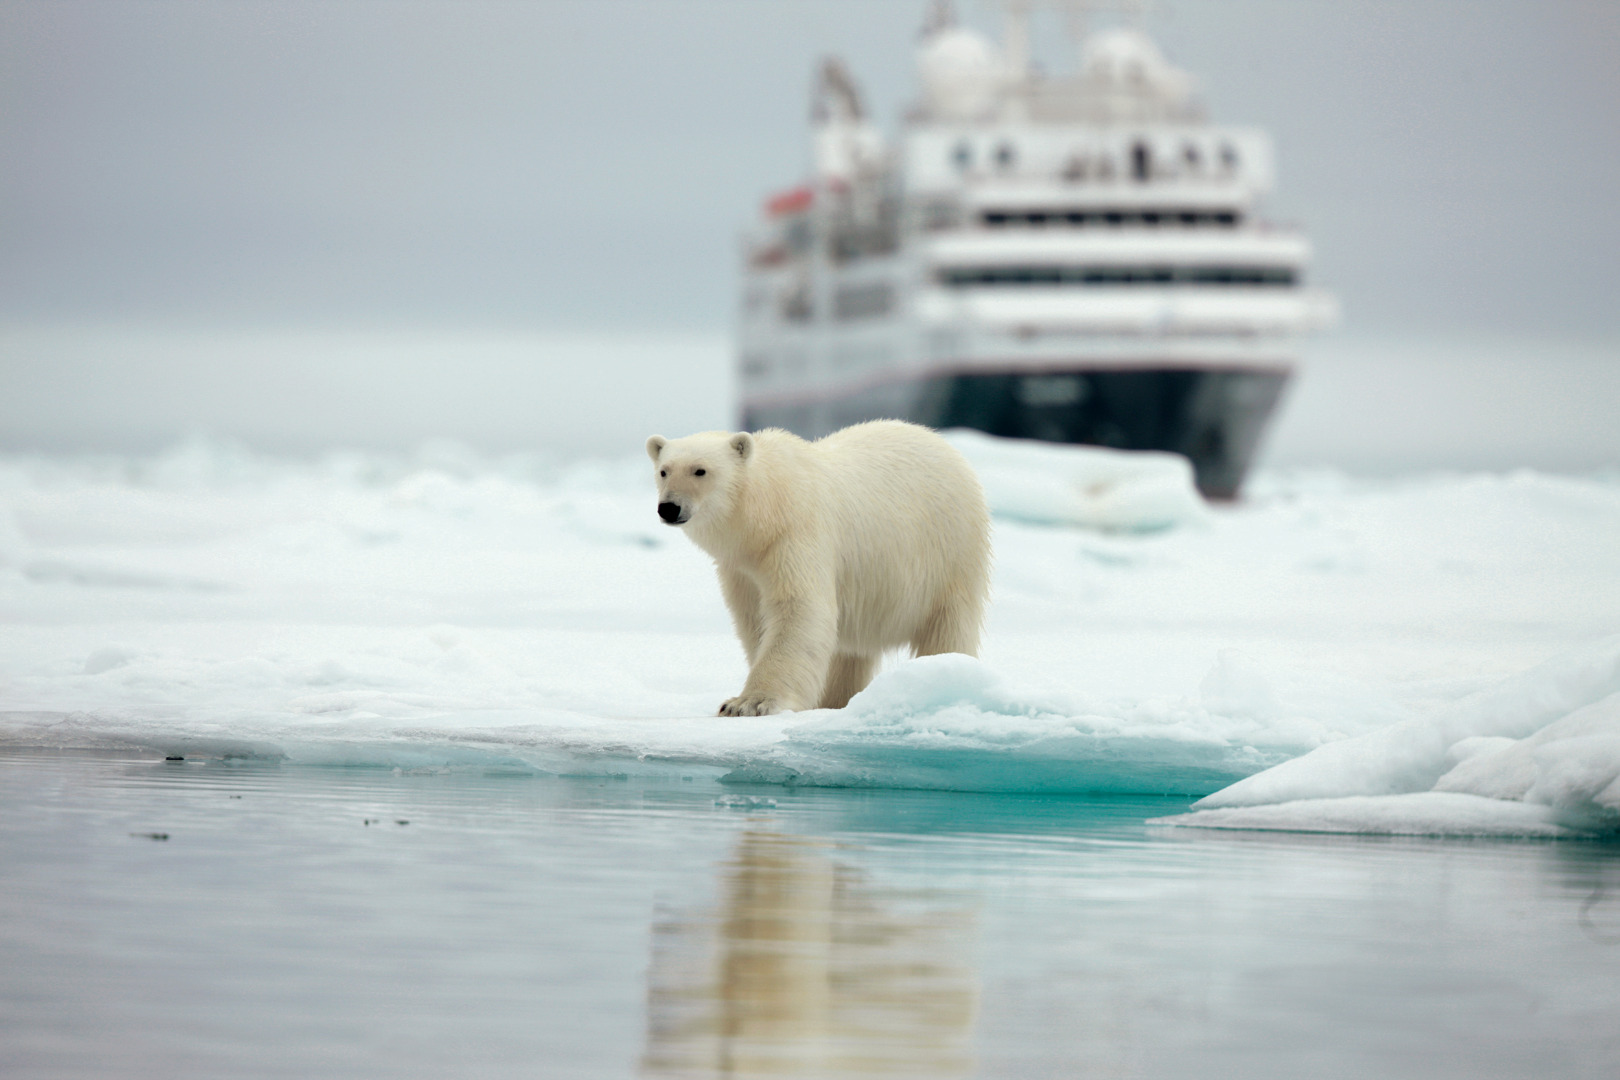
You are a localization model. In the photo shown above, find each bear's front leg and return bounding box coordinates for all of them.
[717,692,779,717]
[719,572,836,717]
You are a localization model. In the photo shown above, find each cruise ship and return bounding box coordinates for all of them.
[737,3,1336,497]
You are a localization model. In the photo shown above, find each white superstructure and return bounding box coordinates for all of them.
[738,3,1336,496]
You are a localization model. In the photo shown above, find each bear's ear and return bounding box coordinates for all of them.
[729,432,754,461]
[646,436,667,463]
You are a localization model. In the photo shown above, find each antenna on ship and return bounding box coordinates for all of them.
[920,0,956,37]
[1002,0,1032,83]
[813,57,866,124]
[1064,1,1093,44]
[1001,0,1156,52]
[995,0,1156,82]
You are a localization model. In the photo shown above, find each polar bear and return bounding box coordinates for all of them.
[646,420,991,717]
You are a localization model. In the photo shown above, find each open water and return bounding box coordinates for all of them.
[3,748,1617,1080]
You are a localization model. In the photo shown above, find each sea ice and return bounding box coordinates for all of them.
[1,434,1618,832]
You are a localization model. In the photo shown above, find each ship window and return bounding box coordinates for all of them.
[1131,142,1151,182]
[1016,375,1086,407]
[952,141,973,170]
[995,142,1017,170]
[779,282,814,322]
[1182,143,1202,170]
[1219,143,1239,170]
[920,199,962,231]
[939,265,1297,288]
[975,208,1243,229]
[832,282,895,321]
[785,219,813,254]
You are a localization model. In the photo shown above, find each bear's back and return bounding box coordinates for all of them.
[814,419,981,502]
[807,421,990,651]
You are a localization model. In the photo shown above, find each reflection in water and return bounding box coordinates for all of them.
[1554,842,1620,946]
[642,831,977,1078]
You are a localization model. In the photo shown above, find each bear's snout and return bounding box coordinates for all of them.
[657,501,685,525]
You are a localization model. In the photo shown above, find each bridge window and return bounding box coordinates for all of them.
[979,209,1243,229]
[939,265,1297,287]
[1131,142,1151,181]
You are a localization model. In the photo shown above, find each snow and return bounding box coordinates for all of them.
[2,433,1619,836]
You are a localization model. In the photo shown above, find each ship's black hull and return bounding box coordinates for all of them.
[742,366,1290,499]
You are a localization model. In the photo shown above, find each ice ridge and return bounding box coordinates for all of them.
[1157,636,1620,836]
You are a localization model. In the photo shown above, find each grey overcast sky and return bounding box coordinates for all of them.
[3,0,1618,340]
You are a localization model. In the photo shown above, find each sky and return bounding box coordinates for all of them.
[1,0,1617,462]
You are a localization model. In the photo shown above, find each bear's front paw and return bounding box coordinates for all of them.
[719,694,781,717]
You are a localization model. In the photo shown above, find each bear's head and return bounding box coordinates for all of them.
[645,430,753,535]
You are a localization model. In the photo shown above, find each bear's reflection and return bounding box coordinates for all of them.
[641,830,977,1078]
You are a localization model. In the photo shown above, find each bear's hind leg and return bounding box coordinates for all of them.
[819,652,878,710]
[911,593,982,659]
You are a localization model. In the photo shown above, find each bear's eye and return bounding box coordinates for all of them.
[694,468,706,477]
[659,470,666,477]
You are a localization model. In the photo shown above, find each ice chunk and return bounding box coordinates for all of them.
[942,429,1206,532]
[1195,637,1620,809]
[1159,639,1620,835]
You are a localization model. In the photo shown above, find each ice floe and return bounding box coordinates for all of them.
[2,435,1618,834]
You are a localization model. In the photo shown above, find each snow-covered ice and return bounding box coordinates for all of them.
[1157,638,1620,835]
[2,434,1618,836]
[943,428,1208,532]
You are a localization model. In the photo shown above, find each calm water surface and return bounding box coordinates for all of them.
[2,749,1617,1079]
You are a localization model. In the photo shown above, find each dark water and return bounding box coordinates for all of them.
[2,749,1618,1079]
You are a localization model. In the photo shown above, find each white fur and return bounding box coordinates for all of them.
[646,420,991,716]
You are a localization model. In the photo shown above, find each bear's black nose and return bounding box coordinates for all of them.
[657,501,682,524]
